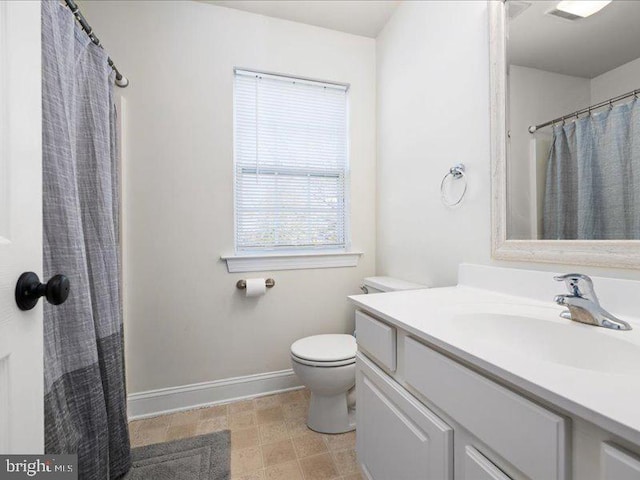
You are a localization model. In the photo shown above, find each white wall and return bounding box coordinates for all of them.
[507,65,590,239]
[376,1,640,287]
[376,1,492,287]
[80,1,376,394]
[591,56,640,104]
[82,0,640,397]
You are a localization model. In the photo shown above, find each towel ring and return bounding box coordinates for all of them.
[440,163,467,207]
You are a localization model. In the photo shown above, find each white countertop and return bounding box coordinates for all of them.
[349,265,640,446]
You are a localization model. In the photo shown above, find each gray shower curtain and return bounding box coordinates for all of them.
[41,1,131,478]
[543,99,640,240]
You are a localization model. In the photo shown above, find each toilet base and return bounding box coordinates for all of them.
[307,392,356,434]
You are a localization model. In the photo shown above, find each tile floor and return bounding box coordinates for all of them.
[128,388,362,480]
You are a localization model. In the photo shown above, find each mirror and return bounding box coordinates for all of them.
[490,0,640,267]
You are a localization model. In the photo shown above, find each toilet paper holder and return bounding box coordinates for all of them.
[236,278,276,290]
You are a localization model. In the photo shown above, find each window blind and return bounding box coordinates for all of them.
[234,69,349,252]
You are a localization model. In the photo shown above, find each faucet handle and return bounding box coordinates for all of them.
[554,273,599,304]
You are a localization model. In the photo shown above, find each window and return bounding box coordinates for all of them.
[233,69,349,254]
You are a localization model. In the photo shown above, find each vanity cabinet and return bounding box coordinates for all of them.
[351,266,640,480]
[355,309,574,480]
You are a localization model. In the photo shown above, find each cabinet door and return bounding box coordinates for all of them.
[463,446,512,480]
[355,310,396,371]
[602,443,640,480]
[356,353,453,480]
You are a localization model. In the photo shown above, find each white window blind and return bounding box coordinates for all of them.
[234,69,349,253]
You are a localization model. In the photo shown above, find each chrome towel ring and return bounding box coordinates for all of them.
[440,163,467,207]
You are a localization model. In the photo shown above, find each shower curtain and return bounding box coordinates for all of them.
[41,1,131,478]
[543,99,640,240]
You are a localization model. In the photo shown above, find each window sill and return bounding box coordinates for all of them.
[221,251,363,273]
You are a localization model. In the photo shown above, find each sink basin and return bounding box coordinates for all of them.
[446,307,640,375]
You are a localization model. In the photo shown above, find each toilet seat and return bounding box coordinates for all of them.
[290,334,356,367]
[291,354,355,368]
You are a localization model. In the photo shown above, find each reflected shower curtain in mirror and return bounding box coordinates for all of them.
[42,1,131,478]
[543,99,640,240]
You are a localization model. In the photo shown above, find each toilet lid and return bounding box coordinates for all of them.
[290,334,356,362]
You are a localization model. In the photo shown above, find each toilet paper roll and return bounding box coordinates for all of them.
[245,278,266,297]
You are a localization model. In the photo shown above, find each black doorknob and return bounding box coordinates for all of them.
[15,272,70,311]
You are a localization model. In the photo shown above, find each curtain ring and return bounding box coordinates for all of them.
[440,164,467,207]
[609,99,614,110]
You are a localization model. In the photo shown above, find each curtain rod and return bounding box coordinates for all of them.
[528,87,639,134]
[63,0,129,88]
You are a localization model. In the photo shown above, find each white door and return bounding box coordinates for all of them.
[0,0,44,453]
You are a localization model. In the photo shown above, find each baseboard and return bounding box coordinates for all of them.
[128,369,302,420]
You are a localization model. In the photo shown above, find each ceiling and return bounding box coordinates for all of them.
[509,0,640,78]
[202,0,400,38]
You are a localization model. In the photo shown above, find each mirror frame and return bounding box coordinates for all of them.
[489,0,640,269]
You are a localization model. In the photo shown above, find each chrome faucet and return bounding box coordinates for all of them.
[553,274,631,331]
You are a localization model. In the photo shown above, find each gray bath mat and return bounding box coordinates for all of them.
[124,431,231,480]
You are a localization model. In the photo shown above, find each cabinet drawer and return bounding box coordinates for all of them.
[355,310,396,371]
[404,337,567,480]
[464,446,512,480]
[356,352,453,480]
[602,443,640,480]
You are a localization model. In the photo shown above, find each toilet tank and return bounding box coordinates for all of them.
[361,276,427,294]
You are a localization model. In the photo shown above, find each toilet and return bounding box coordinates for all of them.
[291,276,427,434]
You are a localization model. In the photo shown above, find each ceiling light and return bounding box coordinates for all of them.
[552,1,612,20]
